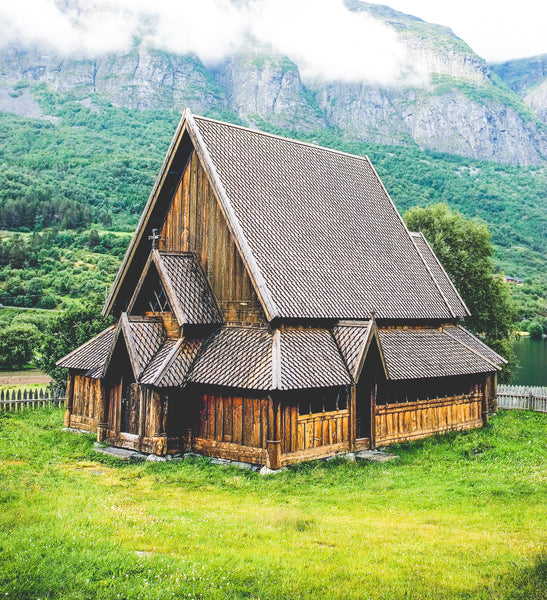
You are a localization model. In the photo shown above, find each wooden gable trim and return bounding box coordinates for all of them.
[150,338,185,386]
[354,320,390,382]
[184,112,279,322]
[419,234,471,317]
[103,111,193,317]
[120,312,143,380]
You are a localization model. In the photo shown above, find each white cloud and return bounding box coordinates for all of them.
[384,0,547,62]
[250,0,407,83]
[0,0,412,83]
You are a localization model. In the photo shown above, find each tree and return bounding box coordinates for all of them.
[528,322,544,340]
[404,203,516,380]
[38,295,113,384]
[0,323,40,369]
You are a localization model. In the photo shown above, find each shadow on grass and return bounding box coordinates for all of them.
[493,553,547,600]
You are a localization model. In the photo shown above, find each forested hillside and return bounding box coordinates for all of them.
[0,87,545,324]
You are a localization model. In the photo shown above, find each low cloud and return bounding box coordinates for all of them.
[0,0,410,84]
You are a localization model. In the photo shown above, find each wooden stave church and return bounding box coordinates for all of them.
[58,109,506,469]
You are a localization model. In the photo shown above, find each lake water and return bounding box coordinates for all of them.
[511,336,547,386]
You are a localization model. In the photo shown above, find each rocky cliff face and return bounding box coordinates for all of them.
[492,54,547,126]
[0,2,545,165]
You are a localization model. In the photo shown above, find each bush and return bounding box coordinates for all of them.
[0,322,40,369]
[528,322,544,340]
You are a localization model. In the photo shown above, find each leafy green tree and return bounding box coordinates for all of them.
[528,322,544,340]
[38,295,113,384]
[404,203,516,380]
[0,323,40,369]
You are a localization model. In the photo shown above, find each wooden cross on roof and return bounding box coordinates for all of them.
[148,228,161,249]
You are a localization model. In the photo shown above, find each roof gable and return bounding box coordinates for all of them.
[128,250,222,326]
[104,110,468,322]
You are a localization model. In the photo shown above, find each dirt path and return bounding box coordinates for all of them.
[0,369,52,386]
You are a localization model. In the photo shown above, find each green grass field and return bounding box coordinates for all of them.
[0,408,545,600]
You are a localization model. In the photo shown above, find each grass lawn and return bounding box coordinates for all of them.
[0,409,545,600]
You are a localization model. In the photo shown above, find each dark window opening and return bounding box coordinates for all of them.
[296,386,349,416]
[379,376,482,405]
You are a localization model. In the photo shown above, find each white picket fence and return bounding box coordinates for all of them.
[497,385,547,414]
[0,387,66,411]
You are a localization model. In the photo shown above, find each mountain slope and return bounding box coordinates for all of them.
[0,1,545,165]
[491,54,547,124]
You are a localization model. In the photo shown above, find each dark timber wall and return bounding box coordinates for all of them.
[158,150,264,325]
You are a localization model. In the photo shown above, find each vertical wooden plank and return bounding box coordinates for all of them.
[336,415,342,444]
[314,417,322,447]
[199,394,207,438]
[223,395,232,442]
[350,385,356,450]
[297,421,304,451]
[188,153,197,251]
[206,395,215,439]
[215,395,224,441]
[266,396,274,442]
[243,397,253,447]
[181,159,190,252]
[305,420,314,450]
[252,398,261,448]
[290,405,298,454]
[260,398,268,449]
[233,396,243,445]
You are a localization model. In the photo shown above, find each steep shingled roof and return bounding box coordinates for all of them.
[104,111,469,322]
[193,115,462,320]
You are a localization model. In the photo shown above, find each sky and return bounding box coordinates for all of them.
[385,0,547,62]
[0,0,545,84]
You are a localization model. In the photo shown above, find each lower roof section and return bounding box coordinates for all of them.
[58,320,505,391]
[377,325,504,380]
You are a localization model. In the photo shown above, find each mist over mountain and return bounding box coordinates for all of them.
[0,0,546,165]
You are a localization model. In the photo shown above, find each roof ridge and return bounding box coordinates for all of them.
[193,113,372,163]
[152,338,184,386]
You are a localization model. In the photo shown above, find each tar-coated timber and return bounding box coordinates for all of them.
[158,150,264,326]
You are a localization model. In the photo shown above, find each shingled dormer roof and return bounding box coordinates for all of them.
[104,110,470,323]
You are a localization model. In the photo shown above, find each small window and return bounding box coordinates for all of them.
[297,386,349,415]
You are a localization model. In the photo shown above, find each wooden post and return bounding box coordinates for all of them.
[64,373,75,428]
[96,383,108,443]
[349,385,357,452]
[370,380,377,450]
[266,395,282,469]
[481,375,489,425]
[266,440,281,470]
[491,372,498,413]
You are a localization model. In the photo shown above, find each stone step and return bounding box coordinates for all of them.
[355,450,399,463]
